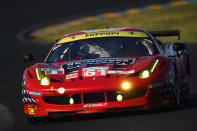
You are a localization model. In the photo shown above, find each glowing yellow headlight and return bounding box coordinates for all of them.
[69,97,74,105]
[122,82,131,90]
[40,76,50,85]
[35,67,50,85]
[139,70,150,79]
[117,94,123,101]
[138,59,159,79]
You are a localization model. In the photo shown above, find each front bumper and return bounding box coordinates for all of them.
[22,68,172,117]
[23,91,151,117]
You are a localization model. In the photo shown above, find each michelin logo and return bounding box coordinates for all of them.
[29,91,42,96]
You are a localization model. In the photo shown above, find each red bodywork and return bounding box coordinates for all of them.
[22,28,191,118]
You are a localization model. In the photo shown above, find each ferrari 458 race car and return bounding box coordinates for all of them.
[22,28,191,120]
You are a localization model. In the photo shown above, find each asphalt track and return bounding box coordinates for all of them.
[0,0,197,131]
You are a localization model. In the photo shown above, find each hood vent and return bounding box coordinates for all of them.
[27,70,33,78]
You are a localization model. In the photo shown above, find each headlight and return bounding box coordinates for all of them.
[139,70,150,79]
[139,59,159,79]
[121,82,131,90]
[35,67,50,85]
[40,76,50,86]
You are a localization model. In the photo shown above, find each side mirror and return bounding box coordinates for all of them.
[173,42,186,51]
[23,54,34,62]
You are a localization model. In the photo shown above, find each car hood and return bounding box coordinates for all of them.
[28,56,157,92]
[40,56,155,74]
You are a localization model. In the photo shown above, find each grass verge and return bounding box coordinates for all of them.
[30,3,197,43]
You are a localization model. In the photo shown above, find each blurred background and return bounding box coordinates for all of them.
[0,0,197,131]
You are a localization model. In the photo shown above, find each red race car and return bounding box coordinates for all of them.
[22,28,191,121]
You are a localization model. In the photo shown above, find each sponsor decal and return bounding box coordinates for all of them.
[62,58,134,69]
[85,32,119,37]
[82,66,109,77]
[108,70,135,74]
[28,108,35,115]
[58,68,64,74]
[61,58,135,75]
[29,91,42,96]
[66,72,78,79]
[41,68,64,75]
[45,70,58,75]
[40,68,50,71]
[57,31,148,44]
[83,103,108,108]
[22,87,39,106]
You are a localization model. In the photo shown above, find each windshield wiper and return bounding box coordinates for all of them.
[59,52,89,60]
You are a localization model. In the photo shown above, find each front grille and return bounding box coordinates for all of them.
[42,94,81,104]
[42,88,147,105]
[107,88,147,102]
[83,93,105,103]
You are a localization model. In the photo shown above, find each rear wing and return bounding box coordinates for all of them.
[149,30,180,40]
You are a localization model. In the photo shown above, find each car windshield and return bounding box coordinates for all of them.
[46,37,155,63]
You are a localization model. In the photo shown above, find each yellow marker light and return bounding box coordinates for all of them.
[35,67,44,81]
[122,82,131,90]
[140,70,150,79]
[58,87,65,94]
[150,59,159,73]
[117,94,123,101]
[40,76,50,86]
[138,59,159,79]
[69,97,74,105]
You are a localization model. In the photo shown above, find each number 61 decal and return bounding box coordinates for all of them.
[82,67,109,77]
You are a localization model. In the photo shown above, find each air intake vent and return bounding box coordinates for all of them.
[42,94,81,105]
[83,93,105,103]
[107,88,147,102]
